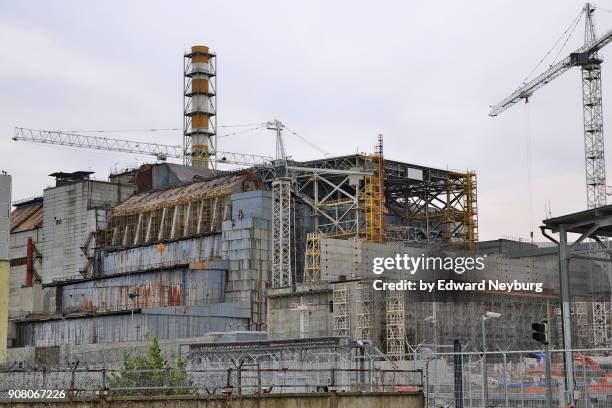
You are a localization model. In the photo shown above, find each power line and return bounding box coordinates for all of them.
[283,125,330,156]
[62,128,180,133]
[218,124,267,138]
[521,8,584,85]
[218,122,266,128]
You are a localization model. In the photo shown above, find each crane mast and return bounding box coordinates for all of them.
[490,3,612,209]
[490,5,612,402]
[581,3,606,208]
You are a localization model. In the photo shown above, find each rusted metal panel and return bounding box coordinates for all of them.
[10,202,43,233]
[101,235,221,275]
[113,173,245,216]
[16,313,249,346]
[58,268,225,314]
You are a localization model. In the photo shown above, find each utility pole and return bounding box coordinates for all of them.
[481,312,502,408]
[481,317,488,408]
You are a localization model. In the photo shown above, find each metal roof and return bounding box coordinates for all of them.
[10,201,43,233]
[542,204,612,237]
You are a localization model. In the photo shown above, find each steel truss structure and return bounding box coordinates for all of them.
[183,47,217,167]
[180,336,354,366]
[355,281,380,344]
[13,128,272,167]
[295,155,478,246]
[490,4,612,210]
[362,154,384,243]
[333,284,350,337]
[272,178,292,288]
[385,289,406,360]
[304,233,321,283]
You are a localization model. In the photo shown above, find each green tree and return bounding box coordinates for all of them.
[108,337,194,396]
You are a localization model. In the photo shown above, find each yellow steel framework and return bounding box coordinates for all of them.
[435,171,479,249]
[304,233,321,283]
[463,171,478,248]
[361,136,385,243]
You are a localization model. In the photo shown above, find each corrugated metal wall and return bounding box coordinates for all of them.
[17,313,248,347]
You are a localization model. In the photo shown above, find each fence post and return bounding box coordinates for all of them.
[544,345,552,408]
[237,366,242,396]
[503,352,508,407]
[453,340,463,408]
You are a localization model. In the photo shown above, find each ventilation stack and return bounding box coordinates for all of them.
[183,45,217,168]
[0,173,11,363]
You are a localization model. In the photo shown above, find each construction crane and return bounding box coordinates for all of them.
[490,3,612,209]
[13,127,273,168]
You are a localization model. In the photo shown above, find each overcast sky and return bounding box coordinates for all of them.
[1,0,611,240]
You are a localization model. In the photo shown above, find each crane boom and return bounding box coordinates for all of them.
[490,3,612,212]
[489,57,572,117]
[489,27,612,117]
[13,127,273,167]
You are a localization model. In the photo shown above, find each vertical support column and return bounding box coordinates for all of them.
[386,289,406,360]
[272,178,292,287]
[355,281,374,341]
[0,174,11,363]
[559,223,575,405]
[25,237,34,286]
[333,283,350,337]
[133,213,143,245]
[581,62,607,209]
[304,233,321,283]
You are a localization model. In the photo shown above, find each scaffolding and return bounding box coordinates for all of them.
[591,300,610,347]
[104,195,227,248]
[463,171,479,248]
[385,290,406,360]
[572,301,590,347]
[183,46,217,167]
[361,136,385,243]
[333,284,350,337]
[304,233,321,283]
[272,178,292,288]
[355,281,376,342]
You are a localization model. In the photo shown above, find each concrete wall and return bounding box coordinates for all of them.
[42,181,134,284]
[267,284,333,339]
[0,392,424,408]
[8,228,42,317]
[0,174,11,362]
[221,190,272,329]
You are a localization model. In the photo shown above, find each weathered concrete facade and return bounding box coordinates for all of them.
[0,392,424,408]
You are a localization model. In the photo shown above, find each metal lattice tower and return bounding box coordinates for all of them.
[463,172,479,247]
[362,135,385,243]
[582,4,607,209]
[183,45,217,168]
[385,289,406,360]
[355,282,374,341]
[272,178,292,287]
[304,233,321,283]
[572,302,590,347]
[333,284,350,337]
[591,301,610,346]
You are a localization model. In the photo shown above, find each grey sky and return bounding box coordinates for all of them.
[0,0,609,240]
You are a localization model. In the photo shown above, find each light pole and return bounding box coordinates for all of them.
[481,311,501,408]
[424,314,438,407]
[424,315,438,353]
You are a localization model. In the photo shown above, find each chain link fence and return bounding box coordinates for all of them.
[409,348,612,407]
